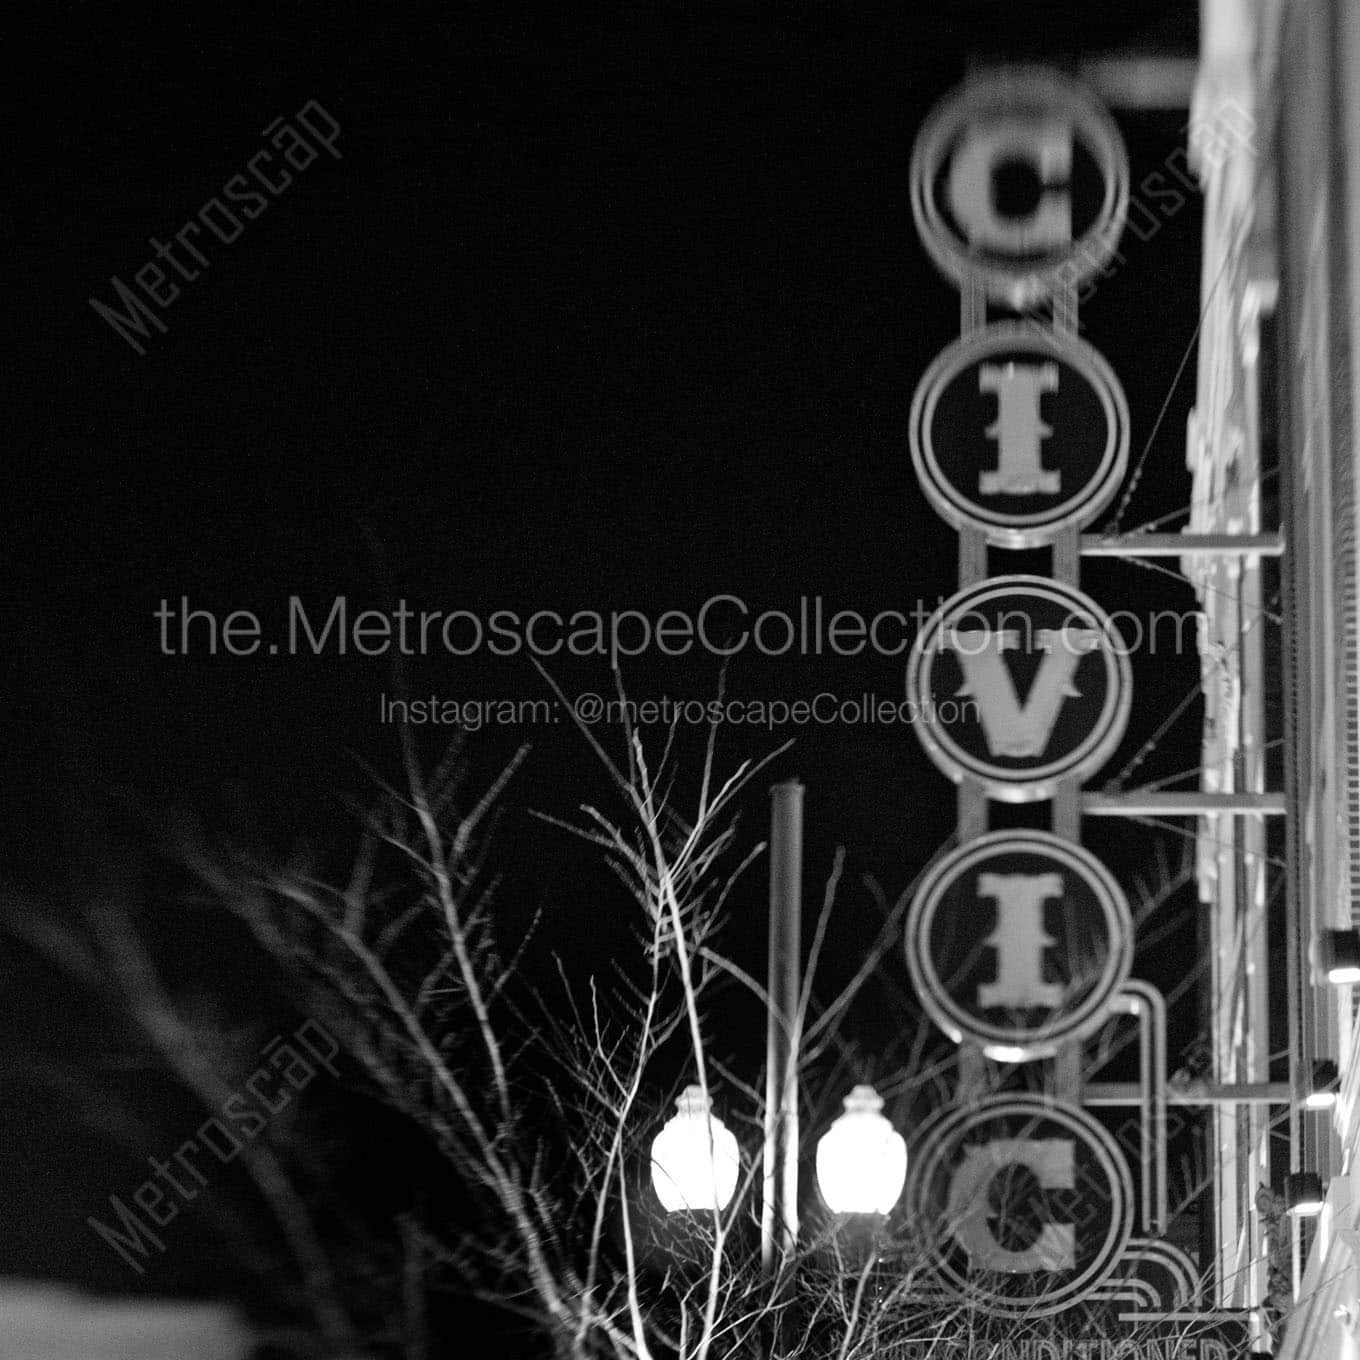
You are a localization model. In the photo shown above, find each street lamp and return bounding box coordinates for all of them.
[651,1085,741,1213]
[815,1085,908,1215]
[1284,1171,1325,1218]
[1305,1060,1340,1111]
[650,793,913,1243]
[1317,929,1360,985]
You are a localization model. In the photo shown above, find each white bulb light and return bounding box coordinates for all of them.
[815,1084,908,1215]
[1318,930,1360,985]
[1285,1171,1326,1218]
[650,1085,740,1213]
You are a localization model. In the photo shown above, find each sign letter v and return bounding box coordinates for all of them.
[945,627,1099,757]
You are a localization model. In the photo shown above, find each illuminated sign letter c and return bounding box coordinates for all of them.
[945,1137,1076,1272]
[947,119,1073,254]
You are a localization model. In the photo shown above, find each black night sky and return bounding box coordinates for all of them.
[7,0,1218,1341]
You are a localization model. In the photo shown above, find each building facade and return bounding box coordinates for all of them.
[1191,0,1360,1353]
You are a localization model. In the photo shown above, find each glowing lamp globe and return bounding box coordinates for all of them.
[815,1085,908,1215]
[1306,1060,1341,1111]
[650,1086,740,1213]
[1318,929,1360,985]
[1285,1171,1325,1218]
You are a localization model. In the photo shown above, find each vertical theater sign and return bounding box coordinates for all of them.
[900,69,1249,1354]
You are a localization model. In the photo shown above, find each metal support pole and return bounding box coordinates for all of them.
[762,780,803,1276]
[1078,532,1284,557]
[958,527,988,587]
[1082,791,1286,817]
[960,272,986,335]
[1083,1081,1293,1106]
[956,1043,987,1103]
[1052,781,1081,840]
[957,776,987,842]
[1107,983,1168,1236]
[1075,55,1198,110]
[1053,1041,1082,1103]
[1052,525,1081,585]
[1052,281,1078,336]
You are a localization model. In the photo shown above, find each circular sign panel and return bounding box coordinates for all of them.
[907,576,1131,802]
[905,831,1132,1058]
[910,67,1129,309]
[909,323,1129,546]
[905,1095,1133,1317]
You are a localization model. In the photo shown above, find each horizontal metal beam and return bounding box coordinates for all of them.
[1076,56,1198,110]
[1079,533,1285,558]
[1084,1081,1292,1106]
[1083,791,1287,817]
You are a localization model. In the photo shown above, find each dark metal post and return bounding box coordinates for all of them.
[762,779,803,1275]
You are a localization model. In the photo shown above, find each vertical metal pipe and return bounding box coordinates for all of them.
[1051,525,1081,587]
[958,527,988,587]
[956,775,987,842]
[960,272,986,335]
[763,779,803,1275]
[956,1043,986,1104]
[1109,983,1167,1237]
[1053,1040,1081,1103]
[1269,0,1305,1217]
